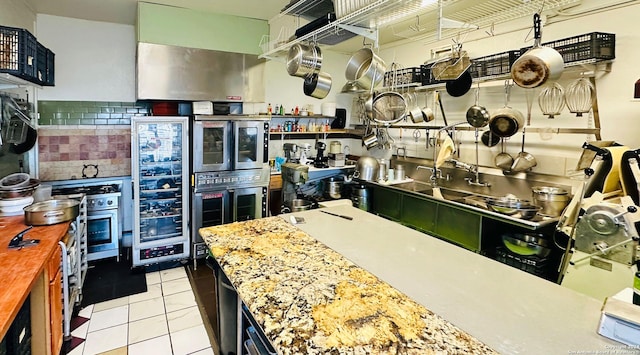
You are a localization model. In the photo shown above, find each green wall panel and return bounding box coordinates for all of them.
[137,2,268,55]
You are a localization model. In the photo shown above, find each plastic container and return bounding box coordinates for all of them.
[0,26,38,82]
[520,32,615,64]
[321,102,336,117]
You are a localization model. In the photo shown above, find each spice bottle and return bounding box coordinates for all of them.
[267,103,272,114]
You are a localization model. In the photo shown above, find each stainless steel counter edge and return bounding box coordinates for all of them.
[281,206,626,355]
[367,180,560,229]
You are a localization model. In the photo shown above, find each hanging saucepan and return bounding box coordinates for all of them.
[511,14,564,88]
[481,130,500,147]
[466,86,490,127]
[489,82,524,138]
[445,70,472,97]
[303,71,332,99]
[286,43,322,78]
[345,47,387,90]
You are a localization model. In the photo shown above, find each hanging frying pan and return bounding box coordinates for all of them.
[10,125,38,154]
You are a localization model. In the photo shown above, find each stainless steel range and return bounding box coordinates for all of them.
[51,182,122,262]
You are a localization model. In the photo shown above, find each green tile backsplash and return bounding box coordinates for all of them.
[38,101,150,125]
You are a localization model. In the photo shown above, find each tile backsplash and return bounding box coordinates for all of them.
[38,126,131,181]
[38,101,150,125]
[36,101,147,180]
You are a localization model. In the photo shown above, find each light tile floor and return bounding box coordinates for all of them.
[68,266,215,355]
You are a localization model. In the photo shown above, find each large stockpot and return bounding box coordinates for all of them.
[345,47,387,90]
[24,199,80,225]
[286,43,322,78]
[532,186,570,217]
[511,14,564,88]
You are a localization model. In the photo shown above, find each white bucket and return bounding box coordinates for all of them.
[321,102,337,117]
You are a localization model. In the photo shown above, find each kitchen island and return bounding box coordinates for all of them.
[200,205,631,354]
[0,215,70,355]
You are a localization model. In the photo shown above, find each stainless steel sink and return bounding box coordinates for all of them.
[390,181,475,201]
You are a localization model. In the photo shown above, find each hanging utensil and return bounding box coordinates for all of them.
[495,139,514,171]
[489,81,524,138]
[511,128,537,172]
[466,86,490,128]
[481,130,500,147]
[565,77,595,117]
[538,83,565,119]
[511,14,564,88]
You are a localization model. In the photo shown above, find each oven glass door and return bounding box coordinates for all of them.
[87,209,118,253]
[232,187,267,222]
[233,121,266,170]
[193,120,231,172]
[192,190,230,243]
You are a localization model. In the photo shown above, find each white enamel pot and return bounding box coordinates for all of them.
[511,14,564,88]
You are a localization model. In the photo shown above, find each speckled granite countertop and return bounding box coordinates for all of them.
[200,216,497,354]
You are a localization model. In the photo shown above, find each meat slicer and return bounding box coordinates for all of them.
[561,196,640,301]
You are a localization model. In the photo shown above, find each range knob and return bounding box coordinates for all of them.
[97,200,105,207]
[107,200,114,206]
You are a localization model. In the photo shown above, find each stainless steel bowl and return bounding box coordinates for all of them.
[501,233,551,258]
[486,196,540,219]
[0,178,40,198]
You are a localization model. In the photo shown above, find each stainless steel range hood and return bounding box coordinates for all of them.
[136,42,265,102]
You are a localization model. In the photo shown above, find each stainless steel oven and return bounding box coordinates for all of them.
[51,182,122,262]
[192,116,269,172]
[86,203,119,261]
[191,168,269,266]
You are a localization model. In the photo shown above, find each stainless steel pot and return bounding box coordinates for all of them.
[288,198,315,212]
[324,177,343,199]
[354,156,379,181]
[286,43,322,78]
[303,71,332,99]
[345,47,386,90]
[24,199,80,225]
[532,186,570,217]
[511,14,564,88]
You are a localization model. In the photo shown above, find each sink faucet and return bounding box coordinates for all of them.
[447,159,491,187]
[417,165,450,186]
[425,122,467,187]
[396,146,407,159]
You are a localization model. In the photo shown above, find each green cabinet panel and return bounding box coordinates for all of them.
[137,2,268,55]
[371,186,401,221]
[402,194,437,233]
[434,204,482,251]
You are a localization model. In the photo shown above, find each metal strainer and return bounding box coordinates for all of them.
[371,91,407,124]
